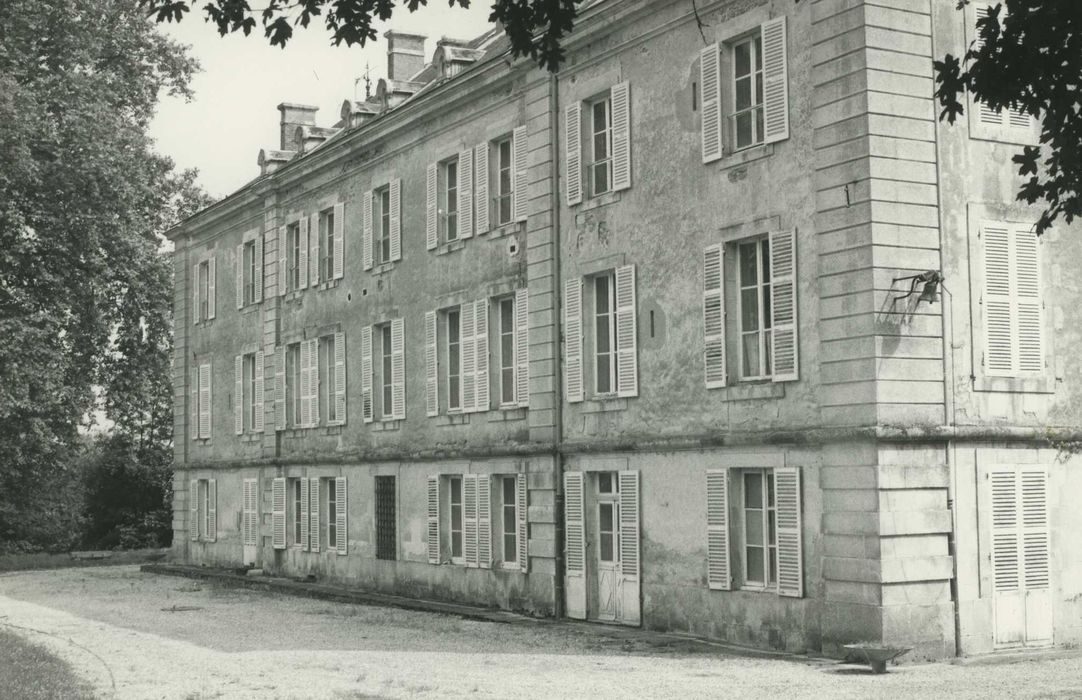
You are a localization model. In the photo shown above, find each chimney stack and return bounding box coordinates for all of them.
[384,30,426,82]
[277,103,318,152]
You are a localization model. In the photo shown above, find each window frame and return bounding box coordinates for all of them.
[586,95,614,198]
[318,334,335,425]
[737,237,773,381]
[495,136,514,226]
[290,478,303,547]
[445,307,463,412]
[318,207,335,282]
[497,296,517,406]
[243,352,257,432]
[242,239,257,306]
[326,477,337,551]
[286,342,301,427]
[449,475,464,564]
[739,468,777,589]
[286,222,302,293]
[730,33,765,152]
[500,475,518,567]
[592,272,618,396]
[380,323,394,419]
[197,260,210,322]
[440,157,460,243]
[375,475,397,561]
[200,479,210,539]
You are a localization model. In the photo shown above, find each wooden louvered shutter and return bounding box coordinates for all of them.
[361,325,373,423]
[389,179,401,262]
[427,476,440,564]
[706,469,731,590]
[240,479,251,546]
[1021,466,1052,642]
[564,471,586,619]
[474,300,489,413]
[298,217,309,289]
[990,466,1021,596]
[701,44,723,163]
[207,479,217,542]
[277,226,287,296]
[770,228,799,382]
[362,189,373,270]
[774,467,803,597]
[189,479,199,540]
[703,245,726,388]
[983,223,1014,376]
[253,350,264,433]
[236,244,245,309]
[333,332,346,425]
[513,125,529,221]
[254,232,263,302]
[206,257,216,319]
[462,303,476,413]
[615,264,638,397]
[515,289,529,407]
[191,366,199,440]
[426,163,438,250]
[391,318,405,420]
[564,278,584,403]
[299,476,310,551]
[464,474,478,567]
[611,82,631,192]
[761,16,790,144]
[474,144,489,234]
[458,149,474,239]
[972,5,1030,129]
[565,103,582,206]
[299,340,311,427]
[274,346,286,430]
[335,477,347,555]
[198,363,211,439]
[192,263,200,321]
[272,477,286,549]
[309,213,319,286]
[517,473,528,573]
[477,474,491,569]
[309,477,320,553]
[332,202,345,279]
[307,339,320,427]
[425,311,439,416]
[1014,226,1043,374]
[234,355,244,435]
[618,470,641,625]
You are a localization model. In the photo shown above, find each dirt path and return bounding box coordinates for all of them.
[1,566,1080,699]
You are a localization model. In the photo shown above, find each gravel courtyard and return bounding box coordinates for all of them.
[0,566,1079,699]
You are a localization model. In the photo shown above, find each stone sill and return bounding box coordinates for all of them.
[281,424,343,438]
[316,279,342,291]
[193,319,215,330]
[238,303,260,315]
[488,407,527,422]
[191,438,212,446]
[714,142,774,171]
[708,381,786,402]
[575,190,622,215]
[435,412,471,427]
[367,262,395,276]
[239,433,263,443]
[435,239,467,256]
[483,222,524,240]
[973,376,1054,394]
[372,419,401,432]
[582,397,628,414]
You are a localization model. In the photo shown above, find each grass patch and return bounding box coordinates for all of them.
[0,548,167,573]
[0,628,95,699]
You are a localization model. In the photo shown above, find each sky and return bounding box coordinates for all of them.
[148,4,496,199]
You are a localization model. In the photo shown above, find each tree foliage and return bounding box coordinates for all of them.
[934,1,1081,234]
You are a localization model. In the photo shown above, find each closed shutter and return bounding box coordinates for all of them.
[300,476,310,551]
[1014,226,1043,374]
[564,471,586,619]
[307,339,320,427]
[362,189,373,270]
[254,232,263,302]
[333,332,346,425]
[700,44,723,163]
[391,318,405,420]
[272,477,286,549]
[198,363,211,439]
[298,217,309,289]
[474,299,489,413]
[474,144,489,234]
[299,340,311,427]
[235,244,244,309]
[703,245,726,388]
[513,125,528,222]
[253,350,264,433]
[191,366,199,440]
[990,466,1051,596]
[462,303,476,412]
[426,163,438,250]
[991,466,1021,597]
[234,355,244,435]
[309,477,320,553]
[972,5,1031,130]
[425,310,439,416]
[274,345,286,431]
[189,479,199,541]
[464,474,478,567]
[615,264,638,397]
[459,148,474,239]
[774,466,804,597]
[565,103,583,206]
[611,82,631,192]
[335,477,347,555]
[206,257,216,319]
[618,470,641,625]
[982,222,1043,377]
[389,179,401,262]
[706,469,731,590]
[309,213,319,285]
[427,475,440,564]
[477,474,491,569]
[515,289,529,407]
[770,228,799,382]
[564,278,584,403]
[207,479,217,543]
[332,202,345,279]
[361,325,373,423]
[517,473,528,573]
[277,226,287,296]
[761,16,790,144]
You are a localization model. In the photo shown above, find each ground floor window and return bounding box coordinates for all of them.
[741,469,777,587]
[501,476,517,565]
[376,476,396,561]
[449,475,463,562]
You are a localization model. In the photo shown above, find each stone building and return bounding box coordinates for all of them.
[166,0,1082,659]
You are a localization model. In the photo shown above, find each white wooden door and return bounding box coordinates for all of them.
[595,477,619,622]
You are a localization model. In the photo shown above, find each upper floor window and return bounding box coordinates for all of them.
[361,320,403,423]
[286,342,301,427]
[498,297,516,406]
[243,240,258,306]
[194,257,216,322]
[496,137,514,225]
[190,361,212,440]
[318,207,335,282]
[441,157,459,242]
[375,186,392,265]
[565,83,631,206]
[234,351,263,435]
[318,334,338,425]
[588,97,613,197]
[446,306,463,411]
[380,324,394,419]
[738,238,773,381]
[979,221,1044,378]
[731,34,764,151]
[564,266,638,402]
[593,272,618,395]
[286,222,302,292]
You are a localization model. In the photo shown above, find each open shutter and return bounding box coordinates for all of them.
[513,125,529,222]
[189,480,199,541]
[300,477,310,551]
[240,479,251,546]
[389,179,401,262]
[309,213,319,286]
[618,470,641,625]
[565,103,582,206]
[272,477,286,549]
[426,163,438,250]
[761,16,790,144]
[335,477,347,555]
[701,44,723,163]
[299,340,311,427]
[517,473,528,573]
[206,257,216,319]
[198,363,211,439]
[236,244,244,309]
[477,474,491,569]
[254,233,263,302]
[362,189,373,270]
[309,477,320,553]
[706,469,731,590]
[462,303,476,412]
[474,143,489,234]
[704,245,726,388]
[474,299,489,413]
[277,226,287,296]
[298,217,309,289]
[464,474,478,567]
[333,332,346,425]
[234,355,244,435]
[427,476,440,564]
[190,366,199,440]
[207,479,217,542]
[274,346,286,430]
[425,310,439,416]
[459,149,474,239]
[611,82,631,192]
[1014,225,1043,374]
[391,318,405,420]
[615,264,638,397]
[332,202,345,279]
[515,289,529,407]
[564,278,584,403]
[774,466,804,597]
[983,223,1014,375]
[770,228,799,382]
[361,326,373,423]
[564,471,586,619]
[254,350,264,433]
[307,339,319,427]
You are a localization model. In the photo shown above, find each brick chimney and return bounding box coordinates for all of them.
[384,30,426,82]
[277,103,318,151]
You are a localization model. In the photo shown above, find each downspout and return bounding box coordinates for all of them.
[550,70,566,619]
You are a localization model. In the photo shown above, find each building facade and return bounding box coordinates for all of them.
[166,0,1082,660]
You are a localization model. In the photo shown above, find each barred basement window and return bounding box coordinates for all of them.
[376,475,396,561]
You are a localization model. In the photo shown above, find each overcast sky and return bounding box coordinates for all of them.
[148,5,495,199]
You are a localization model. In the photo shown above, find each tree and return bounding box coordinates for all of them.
[0,0,209,552]
[935,0,1080,235]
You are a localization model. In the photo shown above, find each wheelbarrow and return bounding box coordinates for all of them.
[842,643,912,674]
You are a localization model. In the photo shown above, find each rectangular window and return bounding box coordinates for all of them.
[446,308,462,411]
[319,207,335,282]
[501,476,517,564]
[376,475,396,561]
[197,260,210,321]
[597,472,617,563]
[499,297,516,405]
[380,324,393,419]
[199,479,210,538]
[286,222,301,292]
[319,334,335,424]
[291,478,303,546]
[242,240,257,306]
[441,158,459,242]
[742,469,777,587]
[738,238,772,380]
[326,478,337,550]
[731,34,764,151]
[286,342,301,427]
[588,97,613,197]
[594,273,617,395]
[450,476,463,561]
[373,186,391,265]
[496,137,513,225]
[243,352,257,431]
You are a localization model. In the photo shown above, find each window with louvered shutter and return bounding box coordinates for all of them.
[611,82,631,192]
[474,142,490,234]
[513,125,529,222]
[309,477,320,553]
[706,470,731,590]
[333,202,345,280]
[981,222,1044,377]
[198,363,211,439]
[427,475,440,564]
[517,473,528,573]
[391,318,405,420]
[234,355,244,435]
[274,346,286,431]
[389,180,401,262]
[189,479,199,541]
[564,278,584,403]
[703,245,726,388]
[300,476,310,551]
[206,257,216,319]
[277,226,287,297]
[309,213,319,286]
[361,326,373,423]
[774,467,803,597]
[335,477,347,555]
[458,149,474,239]
[565,103,583,206]
[761,17,789,144]
[474,300,489,413]
[477,474,492,569]
[615,265,638,397]
[563,471,587,619]
[618,471,640,581]
[190,366,199,441]
[426,163,438,250]
[272,477,286,549]
[514,289,529,408]
[425,311,439,416]
[253,350,264,433]
[298,217,309,290]
[362,189,373,270]
[464,474,479,567]
[971,5,1033,133]
[701,44,723,163]
[206,479,217,542]
[770,228,799,382]
[333,332,346,425]
[299,340,311,427]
